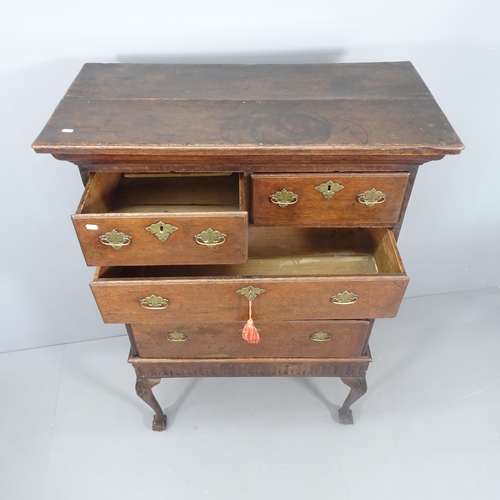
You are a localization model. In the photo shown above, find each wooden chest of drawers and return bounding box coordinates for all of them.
[32,62,463,430]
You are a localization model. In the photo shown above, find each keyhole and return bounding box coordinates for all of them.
[327,185,331,191]
[159,225,164,232]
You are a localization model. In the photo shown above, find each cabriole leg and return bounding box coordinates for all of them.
[135,377,167,431]
[339,376,367,425]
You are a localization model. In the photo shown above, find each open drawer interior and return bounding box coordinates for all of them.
[99,227,405,279]
[93,227,407,322]
[77,172,245,215]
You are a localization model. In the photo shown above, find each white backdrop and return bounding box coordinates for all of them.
[1,0,499,352]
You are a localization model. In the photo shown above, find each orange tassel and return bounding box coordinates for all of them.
[242,299,260,344]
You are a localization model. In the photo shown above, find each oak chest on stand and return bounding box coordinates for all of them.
[33,62,463,430]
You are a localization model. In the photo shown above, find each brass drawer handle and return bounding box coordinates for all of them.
[195,228,227,248]
[357,188,386,207]
[270,188,299,208]
[145,221,179,241]
[310,331,331,342]
[99,229,132,250]
[330,291,359,305]
[167,331,187,342]
[314,181,344,200]
[140,294,169,310]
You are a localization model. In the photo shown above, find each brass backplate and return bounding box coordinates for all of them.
[314,180,344,200]
[357,188,386,207]
[330,291,359,305]
[145,221,179,242]
[99,229,132,250]
[270,188,299,208]
[236,286,265,301]
[140,294,169,309]
[309,331,332,342]
[195,228,227,248]
[167,331,188,342]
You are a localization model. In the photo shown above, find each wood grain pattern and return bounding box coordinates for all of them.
[73,172,248,265]
[370,227,407,274]
[79,172,242,212]
[32,62,463,160]
[393,166,418,239]
[92,275,407,323]
[64,62,432,100]
[102,227,399,277]
[129,352,371,378]
[73,212,248,266]
[32,98,463,157]
[251,173,409,226]
[75,171,121,214]
[115,173,241,207]
[74,157,438,173]
[131,320,370,359]
[90,228,407,323]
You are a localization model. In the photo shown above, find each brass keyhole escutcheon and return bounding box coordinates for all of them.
[145,221,179,241]
[314,181,344,200]
[236,285,266,300]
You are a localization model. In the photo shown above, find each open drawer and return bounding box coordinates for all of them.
[91,227,409,323]
[72,172,247,266]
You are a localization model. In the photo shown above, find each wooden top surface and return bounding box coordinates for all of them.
[32,62,463,158]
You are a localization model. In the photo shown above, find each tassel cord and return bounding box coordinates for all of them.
[241,297,260,344]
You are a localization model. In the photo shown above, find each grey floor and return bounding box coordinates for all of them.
[1,288,499,500]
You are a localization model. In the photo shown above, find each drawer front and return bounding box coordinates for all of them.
[72,212,248,266]
[92,228,407,323]
[91,275,408,324]
[251,173,409,226]
[131,320,370,359]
